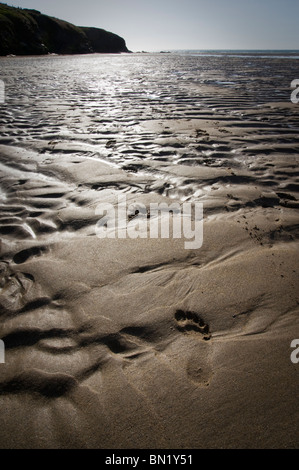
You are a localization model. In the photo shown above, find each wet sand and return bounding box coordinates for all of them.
[0,52,298,448]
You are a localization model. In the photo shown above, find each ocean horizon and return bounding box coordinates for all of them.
[149,49,299,59]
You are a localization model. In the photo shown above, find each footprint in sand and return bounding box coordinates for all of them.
[186,355,213,387]
[174,310,213,386]
[174,310,211,341]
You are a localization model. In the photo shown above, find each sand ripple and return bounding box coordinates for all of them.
[0,53,298,449]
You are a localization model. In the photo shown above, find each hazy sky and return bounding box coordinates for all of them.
[5,0,299,51]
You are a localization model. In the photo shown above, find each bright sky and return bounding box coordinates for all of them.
[5,0,299,52]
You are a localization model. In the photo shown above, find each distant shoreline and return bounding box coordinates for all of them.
[2,50,299,60]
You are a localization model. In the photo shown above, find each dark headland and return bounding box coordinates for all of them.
[0,3,129,55]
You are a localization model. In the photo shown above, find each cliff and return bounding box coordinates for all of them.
[0,3,129,55]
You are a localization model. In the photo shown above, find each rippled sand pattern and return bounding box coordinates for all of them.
[0,53,298,449]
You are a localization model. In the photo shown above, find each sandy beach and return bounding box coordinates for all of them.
[0,52,298,449]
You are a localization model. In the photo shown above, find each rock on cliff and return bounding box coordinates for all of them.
[0,3,129,55]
